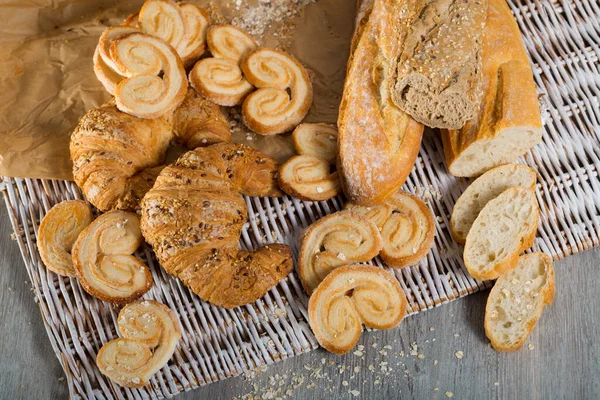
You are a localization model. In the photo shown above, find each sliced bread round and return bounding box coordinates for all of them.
[485,252,555,352]
[451,164,537,244]
[464,186,539,281]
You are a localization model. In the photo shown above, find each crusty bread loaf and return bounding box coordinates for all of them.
[464,186,538,281]
[392,0,487,129]
[451,164,537,244]
[441,0,543,177]
[337,0,424,206]
[485,252,555,352]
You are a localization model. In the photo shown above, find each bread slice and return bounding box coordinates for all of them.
[485,252,555,352]
[464,186,538,281]
[441,0,543,177]
[451,164,537,244]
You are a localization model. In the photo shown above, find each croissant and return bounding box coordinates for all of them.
[71,89,230,212]
[140,143,293,308]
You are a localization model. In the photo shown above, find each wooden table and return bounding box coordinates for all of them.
[1,204,598,399]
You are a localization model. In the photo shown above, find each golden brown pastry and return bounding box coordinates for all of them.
[189,25,257,107]
[72,211,153,304]
[97,300,181,387]
[71,89,230,212]
[138,0,209,66]
[308,265,407,354]
[93,26,139,96]
[38,200,93,277]
[441,0,543,177]
[346,190,435,268]
[277,155,341,201]
[292,123,338,163]
[298,211,383,294]
[110,32,188,119]
[207,24,258,63]
[338,0,424,205]
[172,89,231,148]
[391,0,487,129]
[242,48,313,135]
[140,143,292,308]
[189,58,255,107]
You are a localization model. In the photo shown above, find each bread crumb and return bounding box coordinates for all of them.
[446,391,454,397]
[494,381,500,386]
[342,381,348,387]
[434,360,438,365]
[429,327,435,332]
[455,351,464,359]
[353,350,363,357]
[528,344,535,350]
[354,366,360,373]
[417,354,425,359]
[434,387,439,391]
[349,390,360,397]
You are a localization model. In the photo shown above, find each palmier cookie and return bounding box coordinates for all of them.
[278,155,341,201]
[110,32,187,119]
[292,123,338,163]
[308,265,407,354]
[38,200,93,277]
[97,300,181,387]
[242,48,313,135]
[346,191,435,268]
[72,211,153,304]
[189,25,257,106]
[298,210,382,294]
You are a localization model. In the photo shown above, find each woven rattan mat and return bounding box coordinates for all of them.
[2,0,600,398]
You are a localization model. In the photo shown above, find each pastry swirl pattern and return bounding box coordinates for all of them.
[241,48,313,135]
[292,123,338,163]
[110,32,188,119]
[72,211,153,304]
[189,25,258,107]
[138,0,209,66]
[308,265,407,354]
[298,211,383,294]
[38,200,92,277]
[278,155,341,201]
[346,191,435,268]
[97,300,181,387]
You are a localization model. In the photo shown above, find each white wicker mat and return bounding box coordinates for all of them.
[2,0,600,398]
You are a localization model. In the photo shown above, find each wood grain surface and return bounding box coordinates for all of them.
[0,204,598,400]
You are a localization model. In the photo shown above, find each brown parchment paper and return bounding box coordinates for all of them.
[0,0,356,181]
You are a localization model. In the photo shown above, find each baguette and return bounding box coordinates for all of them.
[392,0,487,129]
[485,252,555,352]
[464,186,538,281]
[441,0,543,177]
[337,0,424,206]
[451,164,537,244]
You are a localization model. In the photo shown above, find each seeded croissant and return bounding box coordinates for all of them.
[140,143,293,308]
[70,89,230,212]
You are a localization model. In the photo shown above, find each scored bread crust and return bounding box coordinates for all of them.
[464,186,539,281]
[484,252,555,352]
[450,164,537,244]
[441,0,543,177]
[337,0,424,206]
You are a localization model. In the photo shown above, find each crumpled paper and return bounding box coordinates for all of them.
[0,0,356,181]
